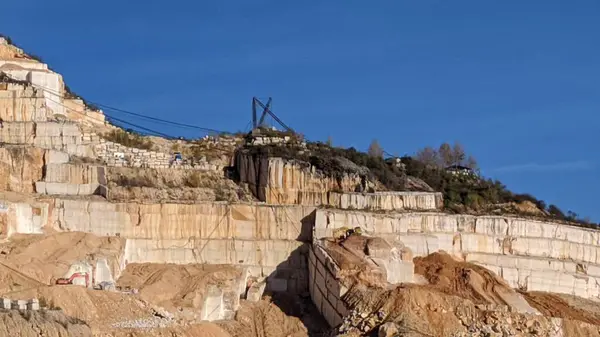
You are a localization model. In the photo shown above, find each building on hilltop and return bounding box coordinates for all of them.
[445,164,476,177]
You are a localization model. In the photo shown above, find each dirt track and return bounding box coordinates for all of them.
[522,291,600,325]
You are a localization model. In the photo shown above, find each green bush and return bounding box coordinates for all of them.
[401,156,597,227]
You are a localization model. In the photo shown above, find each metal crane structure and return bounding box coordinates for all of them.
[251,97,294,133]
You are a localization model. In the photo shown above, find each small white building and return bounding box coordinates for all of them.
[445,165,476,177]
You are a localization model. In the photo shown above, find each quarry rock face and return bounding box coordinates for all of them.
[4,37,600,336]
[0,146,45,193]
[236,153,443,210]
[236,153,362,205]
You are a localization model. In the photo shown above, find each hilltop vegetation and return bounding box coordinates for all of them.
[242,132,596,227]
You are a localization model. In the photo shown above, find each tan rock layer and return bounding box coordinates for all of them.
[0,146,45,193]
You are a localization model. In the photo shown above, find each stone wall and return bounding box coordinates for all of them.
[315,209,600,299]
[95,140,224,172]
[0,122,96,157]
[0,122,222,173]
[308,244,349,327]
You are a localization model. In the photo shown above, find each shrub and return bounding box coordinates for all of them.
[103,129,153,150]
[184,172,204,188]
[113,175,155,188]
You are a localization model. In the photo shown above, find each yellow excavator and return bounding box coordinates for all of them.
[333,226,363,243]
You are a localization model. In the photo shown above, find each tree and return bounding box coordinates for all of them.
[465,155,478,170]
[451,142,466,166]
[326,136,333,147]
[415,146,438,167]
[368,139,384,159]
[547,205,564,218]
[415,141,478,170]
[438,143,453,167]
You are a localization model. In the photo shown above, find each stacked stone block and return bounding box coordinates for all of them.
[0,122,96,157]
[308,244,349,328]
[35,150,108,197]
[0,298,41,310]
[94,140,223,172]
[201,286,224,321]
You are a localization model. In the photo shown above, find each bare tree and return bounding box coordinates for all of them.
[451,142,466,166]
[415,146,438,167]
[465,155,478,170]
[415,142,478,170]
[368,139,384,159]
[438,143,453,166]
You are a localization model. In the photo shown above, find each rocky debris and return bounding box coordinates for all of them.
[246,278,267,302]
[338,307,388,335]
[378,322,399,337]
[217,299,310,337]
[0,309,92,337]
[97,281,116,291]
[452,306,563,337]
[110,316,175,329]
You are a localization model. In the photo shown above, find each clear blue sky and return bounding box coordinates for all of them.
[3,1,599,220]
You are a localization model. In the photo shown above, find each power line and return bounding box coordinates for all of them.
[26,83,229,134]
[105,115,175,139]
[93,101,224,133]
[40,92,180,139]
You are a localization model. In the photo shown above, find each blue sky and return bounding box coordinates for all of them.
[3,1,599,220]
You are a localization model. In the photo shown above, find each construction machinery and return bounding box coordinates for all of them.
[333,226,363,243]
[55,259,115,290]
[55,272,91,288]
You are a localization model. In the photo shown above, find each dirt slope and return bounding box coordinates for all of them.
[217,300,308,337]
[117,263,242,311]
[0,232,125,286]
[522,291,600,325]
[414,251,516,305]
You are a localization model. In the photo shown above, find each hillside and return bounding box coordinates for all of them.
[239,130,595,228]
[1,33,600,337]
